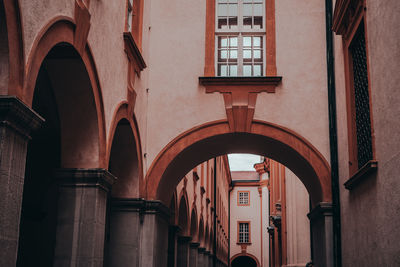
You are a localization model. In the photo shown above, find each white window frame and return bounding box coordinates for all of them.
[215,0,266,76]
[238,191,249,205]
[238,222,250,243]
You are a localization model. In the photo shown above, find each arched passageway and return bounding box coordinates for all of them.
[105,115,141,267]
[231,254,258,267]
[144,120,334,266]
[17,44,101,266]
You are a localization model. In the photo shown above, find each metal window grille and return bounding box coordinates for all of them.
[349,22,373,168]
[239,222,249,243]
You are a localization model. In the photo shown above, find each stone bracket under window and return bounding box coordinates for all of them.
[199,76,282,132]
[344,160,377,190]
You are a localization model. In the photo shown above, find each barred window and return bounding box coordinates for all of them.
[349,21,373,169]
[238,222,250,243]
[238,191,249,205]
[216,0,265,76]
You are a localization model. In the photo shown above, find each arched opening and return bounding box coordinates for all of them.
[145,120,333,265]
[0,1,9,94]
[17,43,100,266]
[104,117,140,267]
[198,217,204,247]
[167,192,178,267]
[231,255,258,267]
[190,208,198,241]
[178,195,189,236]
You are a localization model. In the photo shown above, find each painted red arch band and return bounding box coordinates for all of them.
[145,120,331,207]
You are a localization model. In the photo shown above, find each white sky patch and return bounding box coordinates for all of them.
[227,154,262,171]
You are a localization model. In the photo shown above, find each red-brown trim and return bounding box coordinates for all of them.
[237,191,250,206]
[74,0,91,54]
[123,32,146,73]
[145,119,331,207]
[106,101,144,196]
[199,76,282,132]
[3,0,24,97]
[23,17,107,168]
[204,0,215,76]
[237,221,251,244]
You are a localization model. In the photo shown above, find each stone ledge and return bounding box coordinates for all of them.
[307,202,333,221]
[0,96,44,138]
[344,160,378,190]
[55,168,116,192]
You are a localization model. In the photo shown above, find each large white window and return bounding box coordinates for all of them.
[238,191,249,205]
[238,222,250,243]
[216,0,265,76]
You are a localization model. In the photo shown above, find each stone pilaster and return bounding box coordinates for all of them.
[197,247,206,267]
[0,96,43,267]
[53,168,116,267]
[189,242,200,267]
[105,198,143,267]
[308,202,334,267]
[138,200,170,267]
[177,236,191,267]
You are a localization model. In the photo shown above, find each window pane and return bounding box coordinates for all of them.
[220,37,228,47]
[254,3,263,16]
[243,65,252,76]
[228,17,238,28]
[254,16,263,29]
[218,0,228,2]
[230,37,238,47]
[219,50,228,59]
[243,49,252,59]
[230,65,238,76]
[243,3,252,16]
[243,17,252,29]
[218,18,228,29]
[243,36,252,47]
[253,36,261,47]
[254,65,262,76]
[254,50,261,59]
[229,3,238,16]
[230,49,238,59]
[219,65,228,76]
[218,4,228,16]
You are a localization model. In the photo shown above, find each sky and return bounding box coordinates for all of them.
[227,154,262,171]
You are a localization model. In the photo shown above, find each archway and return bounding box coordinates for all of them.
[145,120,333,265]
[17,43,101,266]
[231,253,259,267]
[146,120,331,207]
[105,115,141,267]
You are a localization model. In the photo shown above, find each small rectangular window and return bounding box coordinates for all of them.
[238,222,250,243]
[238,191,249,205]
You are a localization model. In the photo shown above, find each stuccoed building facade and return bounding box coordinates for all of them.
[0,0,399,266]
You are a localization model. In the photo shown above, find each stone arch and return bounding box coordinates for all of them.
[1,0,24,96]
[230,253,260,267]
[178,190,190,236]
[198,216,205,246]
[189,207,198,241]
[107,102,143,198]
[23,17,106,167]
[146,120,331,207]
[169,190,178,225]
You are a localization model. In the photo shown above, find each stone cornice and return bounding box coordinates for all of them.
[55,168,117,192]
[123,32,146,73]
[307,202,333,221]
[0,96,44,139]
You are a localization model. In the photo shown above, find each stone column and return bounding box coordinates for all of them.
[167,225,180,267]
[177,236,191,267]
[189,242,199,267]
[197,247,205,267]
[204,251,211,267]
[308,202,334,267]
[138,200,170,267]
[0,97,43,267]
[105,198,143,267]
[53,168,116,267]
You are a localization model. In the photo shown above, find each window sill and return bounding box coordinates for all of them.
[199,76,282,92]
[123,32,146,72]
[237,242,251,245]
[344,160,378,190]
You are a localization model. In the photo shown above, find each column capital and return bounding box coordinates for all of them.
[141,199,171,221]
[55,168,116,192]
[111,198,144,212]
[190,242,200,248]
[0,96,43,138]
[178,235,192,243]
[307,202,333,221]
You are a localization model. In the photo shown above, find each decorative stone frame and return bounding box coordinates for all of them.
[237,221,251,244]
[333,0,377,189]
[237,190,250,206]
